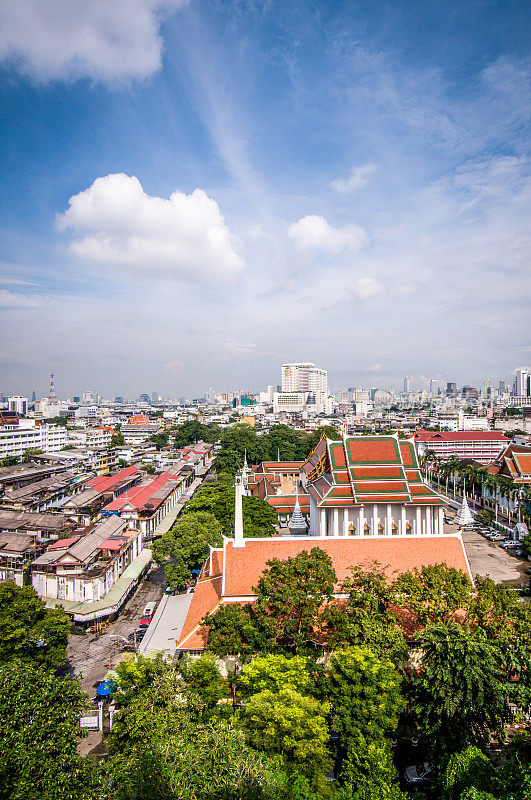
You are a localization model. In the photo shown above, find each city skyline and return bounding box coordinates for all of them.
[0,1,529,395]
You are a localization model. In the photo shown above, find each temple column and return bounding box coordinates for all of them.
[400,506,406,535]
[333,508,339,537]
[372,505,378,536]
[343,508,348,536]
[319,509,327,537]
[426,507,432,535]
[386,504,392,535]
[439,507,445,533]
[416,507,422,535]
[359,505,365,536]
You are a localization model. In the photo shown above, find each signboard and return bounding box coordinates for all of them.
[80,715,99,728]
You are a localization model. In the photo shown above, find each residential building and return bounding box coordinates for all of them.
[31,516,142,606]
[414,430,507,464]
[514,367,530,398]
[281,362,328,393]
[247,461,310,527]
[102,471,186,537]
[67,427,113,449]
[0,418,67,459]
[488,442,531,485]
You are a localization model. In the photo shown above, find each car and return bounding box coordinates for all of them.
[128,629,146,643]
[139,616,153,628]
[142,602,157,618]
[501,541,520,549]
[404,763,433,785]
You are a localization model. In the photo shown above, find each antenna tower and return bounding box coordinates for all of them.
[49,372,56,401]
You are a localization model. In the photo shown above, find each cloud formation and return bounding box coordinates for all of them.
[57,174,244,284]
[331,163,376,193]
[288,215,368,254]
[0,290,39,308]
[0,0,187,83]
[352,277,383,300]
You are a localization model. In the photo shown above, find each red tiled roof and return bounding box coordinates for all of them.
[347,438,400,464]
[414,430,507,441]
[86,466,140,493]
[354,466,404,478]
[262,462,304,472]
[48,536,80,550]
[128,414,150,425]
[223,536,472,596]
[178,535,473,650]
[103,472,178,512]
[399,441,417,467]
[266,495,310,511]
[178,576,222,647]
[328,441,347,467]
[98,538,126,551]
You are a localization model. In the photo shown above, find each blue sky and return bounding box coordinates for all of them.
[0,0,529,398]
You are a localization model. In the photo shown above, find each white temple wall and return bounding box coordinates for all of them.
[313,504,442,537]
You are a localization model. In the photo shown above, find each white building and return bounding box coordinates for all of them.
[281,362,328,393]
[8,396,28,415]
[514,367,530,398]
[0,420,67,459]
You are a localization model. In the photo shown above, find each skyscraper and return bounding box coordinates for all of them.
[429,379,438,395]
[403,376,410,393]
[281,362,328,394]
[514,367,530,397]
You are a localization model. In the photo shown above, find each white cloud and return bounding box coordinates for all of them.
[288,215,368,254]
[57,173,244,284]
[221,338,257,357]
[163,358,184,373]
[0,290,39,308]
[367,363,381,372]
[331,163,376,193]
[352,276,383,300]
[0,0,187,83]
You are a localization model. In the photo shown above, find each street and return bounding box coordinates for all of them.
[66,563,164,695]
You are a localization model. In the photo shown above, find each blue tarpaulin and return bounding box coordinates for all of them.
[96,681,113,697]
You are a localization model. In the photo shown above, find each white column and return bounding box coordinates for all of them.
[319,509,327,537]
[333,508,339,537]
[233,474,245,547]
[416,507,422,535]
[439,507,444,533]
[425,506,432,536]
[400,506,406,535]
[359,505,365,536]
[372,505,378,536]
[342,508,348,536]
[387,504,392,535]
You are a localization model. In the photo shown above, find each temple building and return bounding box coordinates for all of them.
[302,434,446,537]
[175,435,465,654]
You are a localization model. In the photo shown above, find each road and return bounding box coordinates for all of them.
[66,563,164,695]
[459,528,528,586]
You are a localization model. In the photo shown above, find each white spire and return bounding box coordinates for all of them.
[233,473,245,547]
[243,449,248,470]
[288,484,307,535]
[454,494,475,527]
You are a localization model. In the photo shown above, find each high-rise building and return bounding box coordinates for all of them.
[429,379,438,394]
[514,367,530,397]
[31,390,36,402]
[403,376,410,393]
[281,362,327,393]
[446,382,457,397]
[8,396,28,415]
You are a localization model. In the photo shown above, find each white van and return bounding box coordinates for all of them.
[142,602,157,618]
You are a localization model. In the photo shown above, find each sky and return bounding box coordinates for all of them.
[0,0,529,399]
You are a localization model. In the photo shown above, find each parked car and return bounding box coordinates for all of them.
[128,629,146,643]
[142,602,157,618]
[501,541,520,549]
[404,763,433,785]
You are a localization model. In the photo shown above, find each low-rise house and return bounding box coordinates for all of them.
[84,465,141,498]
[0,470,83,513]
[488,442,531,485]
[0,532,46,586]
[102,471,186,538]
[31,516,142,605]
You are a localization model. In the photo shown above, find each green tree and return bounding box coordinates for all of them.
[107,665,284,800]
[212,448,242,476]
[410,622,509,755]
[241,687,331,783]
[22,447,44,462]
[441,746,497,800]
[184,473,276,536]
[238,654,319,698]
[254,547,336,652]
[0,661,96,800]
[111,652,168,706]
[391,563,472,625]
[205,603,266,657]
[335,739,407,800]
[0,583,70,670]
[327,647,404,758]
[179,652,225,719]
[148,432,169,450]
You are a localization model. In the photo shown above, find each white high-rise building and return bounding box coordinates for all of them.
[403,376,410,393]
[8,396,28,415]
[281,362,328,394]
[514,367,530,397]
[430,379,438,395]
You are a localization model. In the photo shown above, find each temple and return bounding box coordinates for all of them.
[301,434,446,537]
[175,434,466,654]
